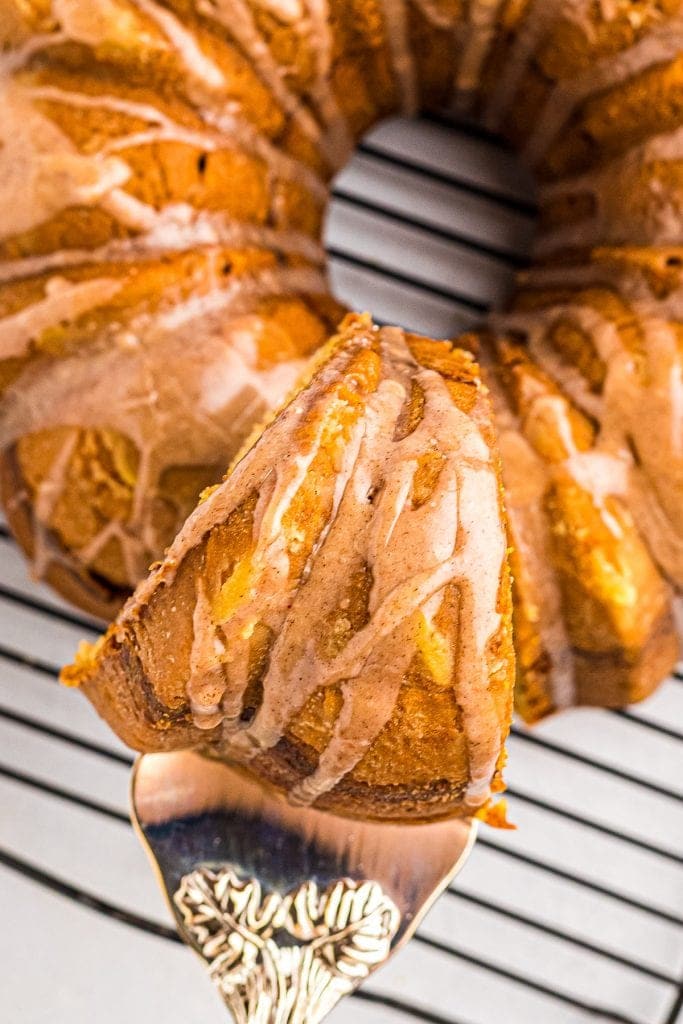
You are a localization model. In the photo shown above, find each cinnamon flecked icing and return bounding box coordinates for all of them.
[65,314,514,821]
[5,0,683,740]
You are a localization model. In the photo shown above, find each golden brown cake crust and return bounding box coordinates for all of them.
[0,445,128,621]
[65,314,514,821]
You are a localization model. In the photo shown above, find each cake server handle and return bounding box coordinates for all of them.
[131,751,476,1024]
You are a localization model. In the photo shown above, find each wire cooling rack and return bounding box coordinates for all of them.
[1,116,682,1024]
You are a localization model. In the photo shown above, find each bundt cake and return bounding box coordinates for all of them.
[2,1,683,762]
[64,314,515,820]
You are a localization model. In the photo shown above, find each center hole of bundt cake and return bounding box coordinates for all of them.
[324,115,537,338]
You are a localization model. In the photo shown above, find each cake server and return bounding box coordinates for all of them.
[132,750,476,1024]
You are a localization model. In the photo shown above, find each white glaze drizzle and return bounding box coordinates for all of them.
[452,0,504,107]
[0,75,324,253]
[29,429,80,581]
[1,264,326,583]
[379,0,419,115]
[129,0,227,90]
[410,0,462,31]
[483,0,567,129]
[0,83,133,242]
[197,103,328,199]
[490,295,683,590]
[524,14,683,167]
[28,84,246,153]
[222,329,504,804]
[0,276,124,361]
[121,325,508,807]
[0,213,325,286]
[480,343,577,708]
[537,123,683,255]
[51,0,158,49]
[49,0,329,199]
[301,0,353,168]
[195,0,328,156]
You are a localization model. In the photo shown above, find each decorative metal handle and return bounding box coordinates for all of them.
[132,753,475,1024]
[174,866,401,1024]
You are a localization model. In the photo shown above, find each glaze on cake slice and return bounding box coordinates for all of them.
[64,314,514,821]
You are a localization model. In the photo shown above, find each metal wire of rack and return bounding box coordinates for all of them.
[1,115,682,1024]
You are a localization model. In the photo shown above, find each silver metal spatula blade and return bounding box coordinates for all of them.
[131,751,476,1024]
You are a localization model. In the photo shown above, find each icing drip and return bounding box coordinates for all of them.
[0,214,325,286]
[524,14,683,167]
[187,577,229,729]
[164,326,507,806]
[481,346,576,709]
[28,84,258,157]
[301,0,354,168]
[51,0,158,49]
[50,1,328,199]
[379,0,419,115]
[0,84,132,242]
[197,104,328,200]
[2,264,326,584]
[452,0,504,108]
[491,297,683,589]
[0,276,123,361]
[129,0,228,90]
[538,124,683,254]
[409,1,462,31]
[252,0,305,21]
[195,0,328,156]
[30,429,80,581]
[0,33,68,77]
[0,75,325,253]
[483,0,567,129]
